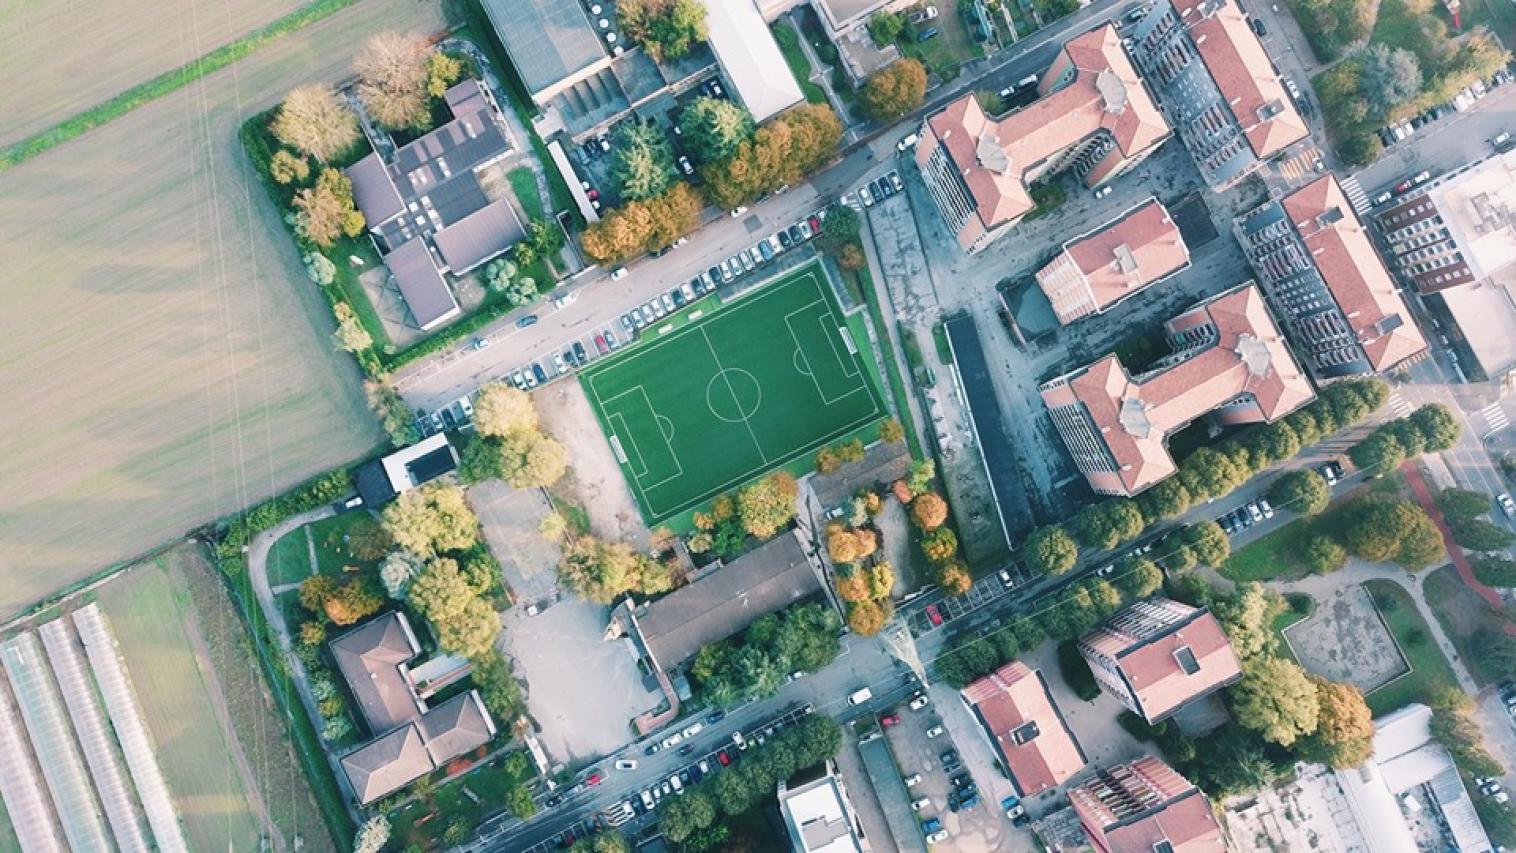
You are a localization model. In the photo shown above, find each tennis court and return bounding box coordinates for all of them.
[581,262,886,522]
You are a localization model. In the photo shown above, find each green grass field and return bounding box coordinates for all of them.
[1364,580,1460,715]
[582,262,885,522]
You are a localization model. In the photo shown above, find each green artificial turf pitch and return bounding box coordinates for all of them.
[581,263,885,522]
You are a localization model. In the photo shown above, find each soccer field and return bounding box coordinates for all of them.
[581,263,886,522]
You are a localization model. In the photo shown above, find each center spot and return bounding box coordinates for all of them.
[706,369,761,423]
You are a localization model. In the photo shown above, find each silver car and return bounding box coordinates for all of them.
[740,252,755,272]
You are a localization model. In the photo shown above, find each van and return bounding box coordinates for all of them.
[1017,74,1039,88]
[848,687,874,706]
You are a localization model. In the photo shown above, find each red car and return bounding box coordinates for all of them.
[881,713,901,727]
[808,214,821,233]
[926,604,943,626]
[584,772,603,787]
[717,749,732,766]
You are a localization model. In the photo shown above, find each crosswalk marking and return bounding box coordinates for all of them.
[1389,391,1413,418]
[1482,402,1510,433]
[1340,175,1371,215]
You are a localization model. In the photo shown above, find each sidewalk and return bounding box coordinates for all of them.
[1400,461,1508,613]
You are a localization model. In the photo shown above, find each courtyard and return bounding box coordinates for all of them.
[1282,581,1408,694]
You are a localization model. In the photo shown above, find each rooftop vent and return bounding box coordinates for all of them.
[1096,69,1129,115]
[1114,244,1138,274]
[1174,646,1200,675]
[1316,206,1345,229]
[977,131,1011,174]
[1119,395,1152,437]
[1257,100,1284,121]
[1011,721,1041,745]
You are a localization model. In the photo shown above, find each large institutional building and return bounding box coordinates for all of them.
[1035,198,1190,325]
[1068,754,1228,852]
[915,25,1170,252]
[1040,282,1313,497]
[1126,0,1308,188]
[1238,174,1428,381]
[1078,598,1243,724]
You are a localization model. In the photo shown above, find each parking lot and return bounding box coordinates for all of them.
[876,691,1009,850]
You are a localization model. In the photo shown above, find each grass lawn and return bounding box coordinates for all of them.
[844,262,925,460]
[771,22,828,104]
[1423,564,1512,687]
[306,510,386,577]
[1271,592,1315,663]
[1363,579,1461,714]
[580,261,887,522]
[1221,521,1309,582]
[266,528,314,587]
[508,167,544,222]
[389,751,537,848]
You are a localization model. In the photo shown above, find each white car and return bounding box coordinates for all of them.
[908,693,930,711]
[609,267,628,281]
[670,774,684,794]
[904,774,923,787]
[911,797,932,811]
[681,721,704,738]
[860,185,875,206]
[661,732,684,749]
[615,759,638,770]
[926,830,949,843]
[729,206,748,217]
[898,132,920,151]
[926,725,945,738]
[1498,493,1515,518]
[848,687,874,705]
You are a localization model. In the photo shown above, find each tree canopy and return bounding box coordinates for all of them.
[617,0,707,61]
[1268,469,1330,516]
[700,104,843,209]
[558,535,675,603]
[354,31,434,130]
[1357,44,1422,115]
[471,383,539,437]
[738,472,799,538]
[679,96,755,165]
[610,121,679,202]
[1297,678,1374,768]
[381,483,479,557]
[861,59,927,122]
[271,85,359,162]
[1231,656,1320,746]
[1023,525,1078,575]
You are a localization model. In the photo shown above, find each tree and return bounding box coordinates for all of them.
[379,550,424,598]
[381,483,479,557]
[1411,403,1461,451]
[353,816,391,853]
[661,789,716,842]
[838,243,866,271]
[846,599,888,636]
[504,783,537,820]
[581,183,703,263]
[920,527,959,563]
[1358,44,1422,115]
[679,96,755,164]
[407,559,500,657]
[1231,656,1320,746]
[355,31,433,130]
[1475,556,1516,587]
[938,561,973,595]
[1072,500,1145,550]
[1269,469,1330,516]
[1181,521,1230,567]
[911,493,948,529]
[1178,447,1247,501]
[558,536,669,603]
[325,577,383,625]
[1436,487,1492,521]
[1451,517,1516,552]
[1022,525,1078,575]
[332,302,372,353]
[299,621,327,646]
[738,472,798,538]
[299,575,339,614]
[293,168,364,249]
[819,205,862,254]
[1397,509,1446,569]
[1298,678,1374,768]
[1299,534,1347,575]
[861,59,928,122]
[304,252,336,285]
[644,181,703,250]
[1114,556,1163,599]
[528,216,565,258]
[1429,688,1506,777]
[618,0,707,61]
[426,51,464,98]
[1342,498,1420,562]
[472,383,538,437]
[879,417,905,444]
[364,377,419,446]
[1350,428,1406,474]
[1214,583,1283,662]
[270,149,311,184]
[867,10,905,44]
[700,105,843,209]
[611,121,678,202]
[1136,477,1192,521]
[271,85,360,162]
[462,429,567,488]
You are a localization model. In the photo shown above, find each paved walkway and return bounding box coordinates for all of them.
[1401,461,1509,612]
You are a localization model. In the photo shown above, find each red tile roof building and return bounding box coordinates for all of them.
[961,662,1087,796]
[914,24,1170,252]
[1040,282,1313,497]
[1127,0,1308,187]
[1069,755,1228,852]
[1036,198,1191,325]
[1078,598,1243,723]
[1238,174,1428,380]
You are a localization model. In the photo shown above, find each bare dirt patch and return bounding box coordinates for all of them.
[1283,582,1408,693]
[0,0,450,614]
[0,0,304,145]
[533,379,650,548]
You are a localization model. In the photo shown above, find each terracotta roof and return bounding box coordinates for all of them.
[1070,755,1226,852]
[1047,283,1313,494]
[1038,198,1190,322]
[1283,175,1429,371]
[963,663,1086,795]
[1172,0,1308,158]
[1083,602,1243,722]
[925,25,1168,230]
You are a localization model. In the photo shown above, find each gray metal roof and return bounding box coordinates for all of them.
[347,152,405,227]
[420,691,496,765]
[434,198,526,274]
[340,723,433,805]
[329,612,423,735]
[636,532,821,669]
[479,0,607,96]
[385,239,460,331]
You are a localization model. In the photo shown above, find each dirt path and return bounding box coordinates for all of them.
[167,557,286,852]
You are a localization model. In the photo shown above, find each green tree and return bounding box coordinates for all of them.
[354,31,433,130]
[557,536,670,603]
[1436,488,1493,521]
[1451,517,1516,552]
[1269,469,1330,516]
[1214,582,1283,661]
[506,784,537,820]
[660,790,716,842]
[407,559,500,657]
[292,168,364,249]
[1136,477,1192,521]
[1114,556,1163,599]
[617,0,708,61]
[1178,447,1248,502]
[818,205,862,254]
[1022,525,1078,575]
[1411,403,1461,451]
[1357,44,1422,116]
[271,84,360,162]
[738,472,799,538]
[861,58,928,122]
[1297,678,1375,768]
[1429,687,1505,777]
[679,96,755,165]
[1299,534,1347,575]
[610,121,678,202]
[1397,510,1446,569]
[867,10,905,44]
[381,483,479,557]
[1181,521,1230,567]
[1231,656,1320,746]
[471,383,538,437]
[1349,429,1406,474]
[1475,556,1516,587]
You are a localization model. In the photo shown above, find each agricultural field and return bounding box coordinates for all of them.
[0,0,451,616]
[94,545,334,851]
[0,0,304,145]
[581,262,886,522]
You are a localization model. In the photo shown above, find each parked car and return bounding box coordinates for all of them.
[904,773,923,787]
[860,185,875,206]
[911,797,932,811]
[926,725,945,738]
[940,749,960,769]
[999,569,1014,588]
[661,293,676,313]
[778,228,794,249]
[898,132,921,151]
[909,692,930,711]
[881,713,901,727]
[717,749,732,765]
[584,772,603,787]
[767,234,785,255]
[926,830,949,843]
[758,240,775,262]
[915,26,939,41]
[1258,497,1275,519]
[661,732,683,748]
[926,604,943,626]
[909,5,939,23]
[1499,493,1515,518]
[532,363,547,384]
[740,251,756,272]
[609,267,628,281]
[515,314,538,328]
[1246,502,1264,523]
[671,287,686,308]
[1251,16,1266,35]
[848,687,874,706]
[573,341,588,364]
[594,334,609,355]
[615,759,638,770]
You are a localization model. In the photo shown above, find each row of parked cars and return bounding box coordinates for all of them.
[1376,68,1514,150]
[711,208,830,283]
[1217,460,1344,535]
[843,170,905,210]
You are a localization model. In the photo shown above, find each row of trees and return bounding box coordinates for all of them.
[617,0,707,62]
[1023,379,1390,576]
[581,182,703,264]
[700,103,844,210]
[558,535,677,604]
[658,715,842,844]
[459,384,568,489]
[860,58,927,122]
[1435,487,1515,553]
[689,602,842,707]
[687,471,800,557]
[1348,402,1460,474]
